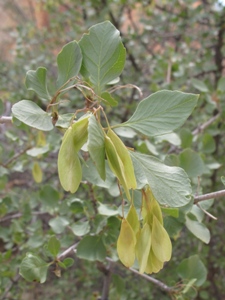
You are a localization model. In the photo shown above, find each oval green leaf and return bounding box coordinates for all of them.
[47,236,61,258]
[131,152,192,207]
[56,41,82,89]
[25,67,51,101]
[76,235,107,262]
[177,255,207,287]
[119,90,198,137]
[19,253,49,283]
[79,21,126,93]
[12,100,53,131]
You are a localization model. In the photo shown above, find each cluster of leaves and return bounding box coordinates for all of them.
[1,1,225,299]
[8,20,209,297]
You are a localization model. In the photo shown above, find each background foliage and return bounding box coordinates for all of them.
[0,0,225,299]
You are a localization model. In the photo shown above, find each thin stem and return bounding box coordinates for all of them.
[55,241,174,295]
[108,84,143,97]
[197,203,217,220]
[1,146,32,167]
[0,211,49,223]
[194,189,225,203]
[192,113,220,136]
[100,107,110,128]
[57,243,78,261]
[0,116,12,125]
[106,257,174,293]
[101,262,113,300]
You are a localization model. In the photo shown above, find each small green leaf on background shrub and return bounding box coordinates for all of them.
[177,254,207,287]
[19,253,49,283]
[25,67,51,101]
[76,235,107,261]
[47,236,61,258]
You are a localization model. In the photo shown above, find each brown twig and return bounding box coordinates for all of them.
[106,257,174,293]
[0,116,12,125]
[194,189,225,203]
[1,146,32,167]
[56,241,175,295]
[0,211,49,223]
[57,243,78,261]
[192,113,220,136]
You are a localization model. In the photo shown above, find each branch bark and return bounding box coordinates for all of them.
[105,257,174,293]
[56,243,175,295]
[192,113,220,136]
[194,189,225,203]
[0,116,12,125]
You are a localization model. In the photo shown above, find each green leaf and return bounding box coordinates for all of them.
[27,236,44,249]
[155,132,181,146]
[177,255,207,287]
[70,221,90,236]
[56,41,82,89]
[161,207,179,218]
[12,100,53,131]
[19,253,49,283]
[32,162,43,183]
[25,67,51,101]
[163,216,183,238]
[40,185,60,210]
[114,127,137,138]
[119,90,198,137]
[62,257,74,268]
[180,128,193,149]
[199,133,216,154]
[191,78,209,93]
[26,145,50,157]
[55,113,75,129]
[179,149,206,178]
[47,236,61,258]
[112,274,125,297]
[185,216,210,244]
[79,21,126,93]
[131,152,192,207]
[82,159,115,189]
[217,77,225,92]
[87,115,106,180]
[221,176,225,186]
[98,202,119,216]
[49,216,69,234]
[76,235,107,261]
[198,199,214,211]
[101,91,118,106]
